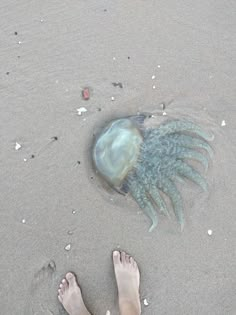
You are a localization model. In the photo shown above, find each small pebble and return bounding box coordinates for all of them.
[6,72,10,75]
[208,229,213,236]
[18,41,22,45]
[22,219,26,224]
[151,75,155,79]
[14,31,18,35]
[77,107,87,116]
[111,96,115,101]
[72,210,76,214]
[82,87,90,100]
[221,120,226,126]
[112,57,116,61]
[152,85,156,89]
[143,299,149,306]
[65,244,71,251]
[106,311,111,315]
[162,111,167,116]
[112,82,123,88]
[160,103,166,110]
[23,158,27,162]
[15,142,21,150]
[157,65,161,68]
[67,231,73,235]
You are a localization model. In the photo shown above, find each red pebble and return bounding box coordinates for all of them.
[82,88,90,100]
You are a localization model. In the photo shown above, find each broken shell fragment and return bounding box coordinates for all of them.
[77,107,87,116]
[65,244,71,251]
[15,142,22,150]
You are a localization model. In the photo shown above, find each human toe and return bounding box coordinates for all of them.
[62,278,68,290]
[121,251,126,264]
[65,272,77,287]
[113,250,121,265]
[125,253,130,264]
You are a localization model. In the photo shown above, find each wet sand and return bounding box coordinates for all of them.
[0,1,235,314]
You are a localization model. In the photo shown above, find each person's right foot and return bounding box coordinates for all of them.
[113,250,141,315]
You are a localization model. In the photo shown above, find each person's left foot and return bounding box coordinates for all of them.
[58,272,91,315]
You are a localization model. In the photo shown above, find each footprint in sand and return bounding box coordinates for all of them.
[24,260,65,315]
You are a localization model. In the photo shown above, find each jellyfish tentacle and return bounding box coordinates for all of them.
[175,147,209,171]
[158,120,214,141]
[149,186,170,217]
[175,160,208,191]
[158,178,184,230]
[128,180,158,232]
[174,175,185,184]
[171,134,214,158]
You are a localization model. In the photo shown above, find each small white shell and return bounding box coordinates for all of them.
[15,142,21,150]
[207,229,213,236]
[221,120,226,126]
[65,244,71,251]
[151,75,155,80]
[143,298,149,306]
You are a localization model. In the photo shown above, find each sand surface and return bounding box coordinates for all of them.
[0,1,236,314]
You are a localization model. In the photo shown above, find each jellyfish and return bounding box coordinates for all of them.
[92,115,213,232]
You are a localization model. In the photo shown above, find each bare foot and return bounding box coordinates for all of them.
[113,251,141,315]
[58,272,91,315]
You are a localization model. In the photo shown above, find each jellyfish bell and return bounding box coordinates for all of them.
[92,116,145,191]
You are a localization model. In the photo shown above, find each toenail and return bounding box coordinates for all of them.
[113,251,119,256]
[62,279,66,283]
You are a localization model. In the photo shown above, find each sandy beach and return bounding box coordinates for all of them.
[0,1,235,314]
